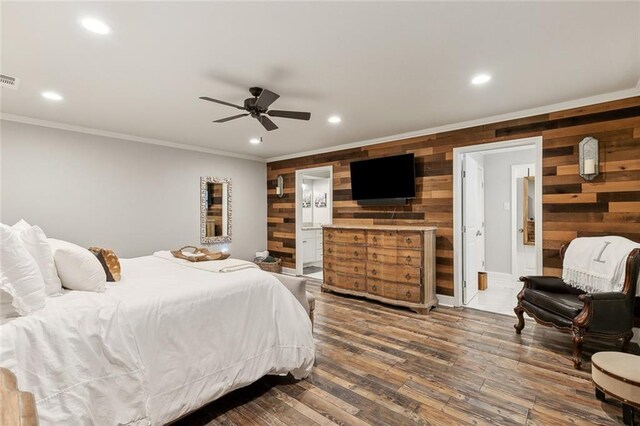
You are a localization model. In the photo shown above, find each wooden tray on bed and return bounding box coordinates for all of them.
[170,246,230,262]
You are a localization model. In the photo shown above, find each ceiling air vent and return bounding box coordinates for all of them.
[0,74,20,89]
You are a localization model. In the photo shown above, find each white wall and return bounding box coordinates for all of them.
[483,148,536,274]
[0,121,267,260]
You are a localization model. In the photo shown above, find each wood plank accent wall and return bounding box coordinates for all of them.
[267,96,640,297]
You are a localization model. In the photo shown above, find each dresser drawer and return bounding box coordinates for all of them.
[367,247,397,264]
[395,283,422,303]
[326,259,364,276]
[366,264,421,285]
[397,249,422,267]
[338,244,365,260]
[324,242,338,257]
[367,248,422,267]
[397,232,421,250]
[366,279,397,299]
[367,231,397,248]
[324,270,365,292]
[324,229,366,245]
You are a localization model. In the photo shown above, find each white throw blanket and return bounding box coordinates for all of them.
[153,250,259,273]
[562,236,640,296]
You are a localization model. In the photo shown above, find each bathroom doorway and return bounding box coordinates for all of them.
[453,137,542,315]
[295,165,333,279]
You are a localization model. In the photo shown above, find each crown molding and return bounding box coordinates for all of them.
[265,86,640,163]
[0,113,266,162]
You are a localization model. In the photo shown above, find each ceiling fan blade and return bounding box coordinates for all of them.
[213,113,249,123]
[254,89,280,110]
[256,115,278,131]
[199,96,244,110]
[267,110,311,121]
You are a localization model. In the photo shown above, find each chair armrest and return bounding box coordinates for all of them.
[520,276,572,293]
[578,292,627,302]
[269,272,310,315]
[576,292,633,333]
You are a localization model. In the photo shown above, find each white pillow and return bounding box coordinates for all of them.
[0,224,46,318]
[48,239,106,292]
[12,221,63,296]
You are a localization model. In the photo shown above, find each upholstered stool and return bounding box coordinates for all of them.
[592,351,640,425]
[306,291,316,329]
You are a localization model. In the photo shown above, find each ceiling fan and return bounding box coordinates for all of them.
[199,87,311,131]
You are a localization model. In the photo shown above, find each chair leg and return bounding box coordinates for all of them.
[595,387,606,402]
[572,328,584,370]
[622,332,633,353]
[514,305,525,334]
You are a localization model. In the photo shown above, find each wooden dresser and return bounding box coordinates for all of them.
[322,224,437,314]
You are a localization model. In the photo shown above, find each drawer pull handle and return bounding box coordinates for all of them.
[354,251,359,257]
[354,235,359,242]
[372,269,377,276]
[328,248,333,254]
[406,290,412,298]
[405,273,411,280]
[328,233,333,240]
[372,236,377,243]
[328,276,333,283]
[372,253,378,260]
[372,285,377,291]
[354,266,358,273]
[406,255,412,263]
[406,237,412,245]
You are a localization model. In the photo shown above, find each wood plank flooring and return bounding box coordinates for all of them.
[175,281,639,425]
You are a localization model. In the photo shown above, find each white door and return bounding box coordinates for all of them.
[513,164,537,278]
[462,155,485,304]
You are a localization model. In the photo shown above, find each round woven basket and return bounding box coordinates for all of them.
[256,258,282,273]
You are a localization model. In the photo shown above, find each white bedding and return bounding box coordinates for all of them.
[0,255,315,425]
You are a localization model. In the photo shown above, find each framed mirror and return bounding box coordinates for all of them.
[522,176,535,245]
[200,177,231,244]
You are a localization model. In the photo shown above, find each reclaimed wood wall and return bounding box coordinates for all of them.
[267,96,640,297]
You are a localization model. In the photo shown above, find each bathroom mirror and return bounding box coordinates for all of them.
[200,177,231,244]
[522,176,535,245]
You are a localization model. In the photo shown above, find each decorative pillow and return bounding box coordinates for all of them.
[12,221,63,296]
[0,224,46,318]
[88,247,121,282]
[48,239,106,292]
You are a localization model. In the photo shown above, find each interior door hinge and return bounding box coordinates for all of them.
[462,170,466,178]
[463,226,466,233]
[463,280,467,287]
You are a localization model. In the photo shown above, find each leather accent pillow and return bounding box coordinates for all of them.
[89,247,121,282]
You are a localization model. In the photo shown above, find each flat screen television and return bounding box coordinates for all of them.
[349,153,416,204]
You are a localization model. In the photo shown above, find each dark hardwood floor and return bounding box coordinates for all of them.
[175,281,639,425]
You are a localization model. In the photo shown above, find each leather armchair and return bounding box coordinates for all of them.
[514,245,639,369]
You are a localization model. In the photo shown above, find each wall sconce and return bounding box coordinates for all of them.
[275,175,284,198]
[579,136,599,181]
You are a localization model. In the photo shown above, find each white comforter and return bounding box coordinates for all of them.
[0,256,315,425]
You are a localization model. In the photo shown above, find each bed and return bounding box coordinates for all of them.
[0,255,315,425]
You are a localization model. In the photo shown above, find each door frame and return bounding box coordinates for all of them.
[295,165,333,276]
[453,136,543,307]
[511,163,536,281]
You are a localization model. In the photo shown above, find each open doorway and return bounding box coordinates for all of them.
[453,137,542,316]
[295,166,333,279]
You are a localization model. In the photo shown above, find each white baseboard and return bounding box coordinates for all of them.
[437,294,455,307]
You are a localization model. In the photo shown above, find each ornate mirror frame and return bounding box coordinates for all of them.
[200,176,232,244]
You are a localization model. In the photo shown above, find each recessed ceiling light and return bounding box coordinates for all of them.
[471,74,491,85]
[41,91,63,101]
[81,18,111,35]
[250,137,261,145]
[328,115,342,124]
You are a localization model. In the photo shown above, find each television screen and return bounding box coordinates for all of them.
[349,154,416,201]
